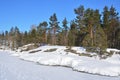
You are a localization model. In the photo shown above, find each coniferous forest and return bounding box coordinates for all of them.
[0,5,120,52]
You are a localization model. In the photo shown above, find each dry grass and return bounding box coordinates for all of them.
[29,50,41,53]
[44,48,57,52]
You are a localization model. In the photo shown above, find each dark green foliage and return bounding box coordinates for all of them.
[62,18,69,46]
[49,13,60,45]
[102,6,120,49]
[37,21,48,43]
[82,26,107,50]
[74,5,108,53]
[67,21,77,49]
[22,31,29,45]
[7,26,23,49]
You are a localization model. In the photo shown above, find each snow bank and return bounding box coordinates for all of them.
[107,48,120,53]
[105,54,120,64]
[10,45,120,77]
[72,47,86,53]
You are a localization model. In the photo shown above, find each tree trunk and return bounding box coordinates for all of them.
[90,25,93,46]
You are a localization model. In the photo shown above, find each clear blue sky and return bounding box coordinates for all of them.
[0,0,120,32]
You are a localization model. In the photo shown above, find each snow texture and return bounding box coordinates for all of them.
[1,51,120,80]
[7,45,120,77]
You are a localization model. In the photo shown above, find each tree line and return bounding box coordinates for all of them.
[0,5,120,51]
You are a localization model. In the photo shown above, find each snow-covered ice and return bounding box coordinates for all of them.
[0,51,120,80]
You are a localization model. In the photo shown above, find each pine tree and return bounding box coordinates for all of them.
[74,5,86,46]
[47,28,52,44]
[62,18,69,46]
[37,21,48,43]
[102,6,110,35]
[109,6,119,48]
[1,32,5,45]
[22,31,28,45]
[9,27,15,49]
[14,26,22,48]
[49,13,59,45]
[68,20,77,48]
[84,8,95,46]
[74,5,85,30]
[56,30,64,45]
[30,27,38,45]
[93,9,107,49]
[5,31,9,46]
[81,8,108,53]
[102,6,120,48]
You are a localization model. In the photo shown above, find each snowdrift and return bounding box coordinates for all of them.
[10,45,120,76]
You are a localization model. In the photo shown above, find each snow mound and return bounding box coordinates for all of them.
[107,48,120,53]
[11,45,120,77]
[105,54,120,64]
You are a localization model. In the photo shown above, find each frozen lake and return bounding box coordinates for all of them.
[0,51,120,80]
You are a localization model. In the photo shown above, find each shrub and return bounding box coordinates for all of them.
[64,48,77,54]
[29,50,41,53]
[79,53,93,57]
[44,48,57,52]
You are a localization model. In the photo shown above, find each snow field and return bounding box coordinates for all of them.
[9,45,120,77]
[1,52,120,80]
